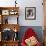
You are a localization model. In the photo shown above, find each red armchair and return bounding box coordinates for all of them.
[21,28,41,46]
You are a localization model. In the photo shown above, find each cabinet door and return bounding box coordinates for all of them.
[0,15,1,24]
[0,32,1,42]
[0,41,2,46]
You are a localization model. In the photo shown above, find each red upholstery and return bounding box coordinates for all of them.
[21,28,41,46]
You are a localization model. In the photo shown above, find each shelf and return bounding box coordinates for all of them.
[1,15,18,24]
[0,40,19,46]
[0,7,19,16]
[2,40,19,43]
[1,40,19,46]
[0,24,20,32]
[0,7,19,10]
[0,7,19,24]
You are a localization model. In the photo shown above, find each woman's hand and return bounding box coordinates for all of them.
[25,36,38,46]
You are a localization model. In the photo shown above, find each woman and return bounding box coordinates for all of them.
[21,28,41,46]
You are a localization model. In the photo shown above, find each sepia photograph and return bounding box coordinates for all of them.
[25,7,36,20]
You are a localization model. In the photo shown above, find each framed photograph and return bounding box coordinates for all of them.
[9,10,18,15]
[2,10,9,15]
[25,7,36,20]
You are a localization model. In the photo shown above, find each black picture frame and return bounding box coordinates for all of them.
[25,7,36,20]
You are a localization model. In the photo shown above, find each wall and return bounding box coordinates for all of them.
[43,0,46,27]
[18,0,44,26]
[0,0,44,26]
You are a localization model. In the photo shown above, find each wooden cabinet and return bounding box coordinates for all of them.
[0,7,20,46]
[2,41,19,46]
